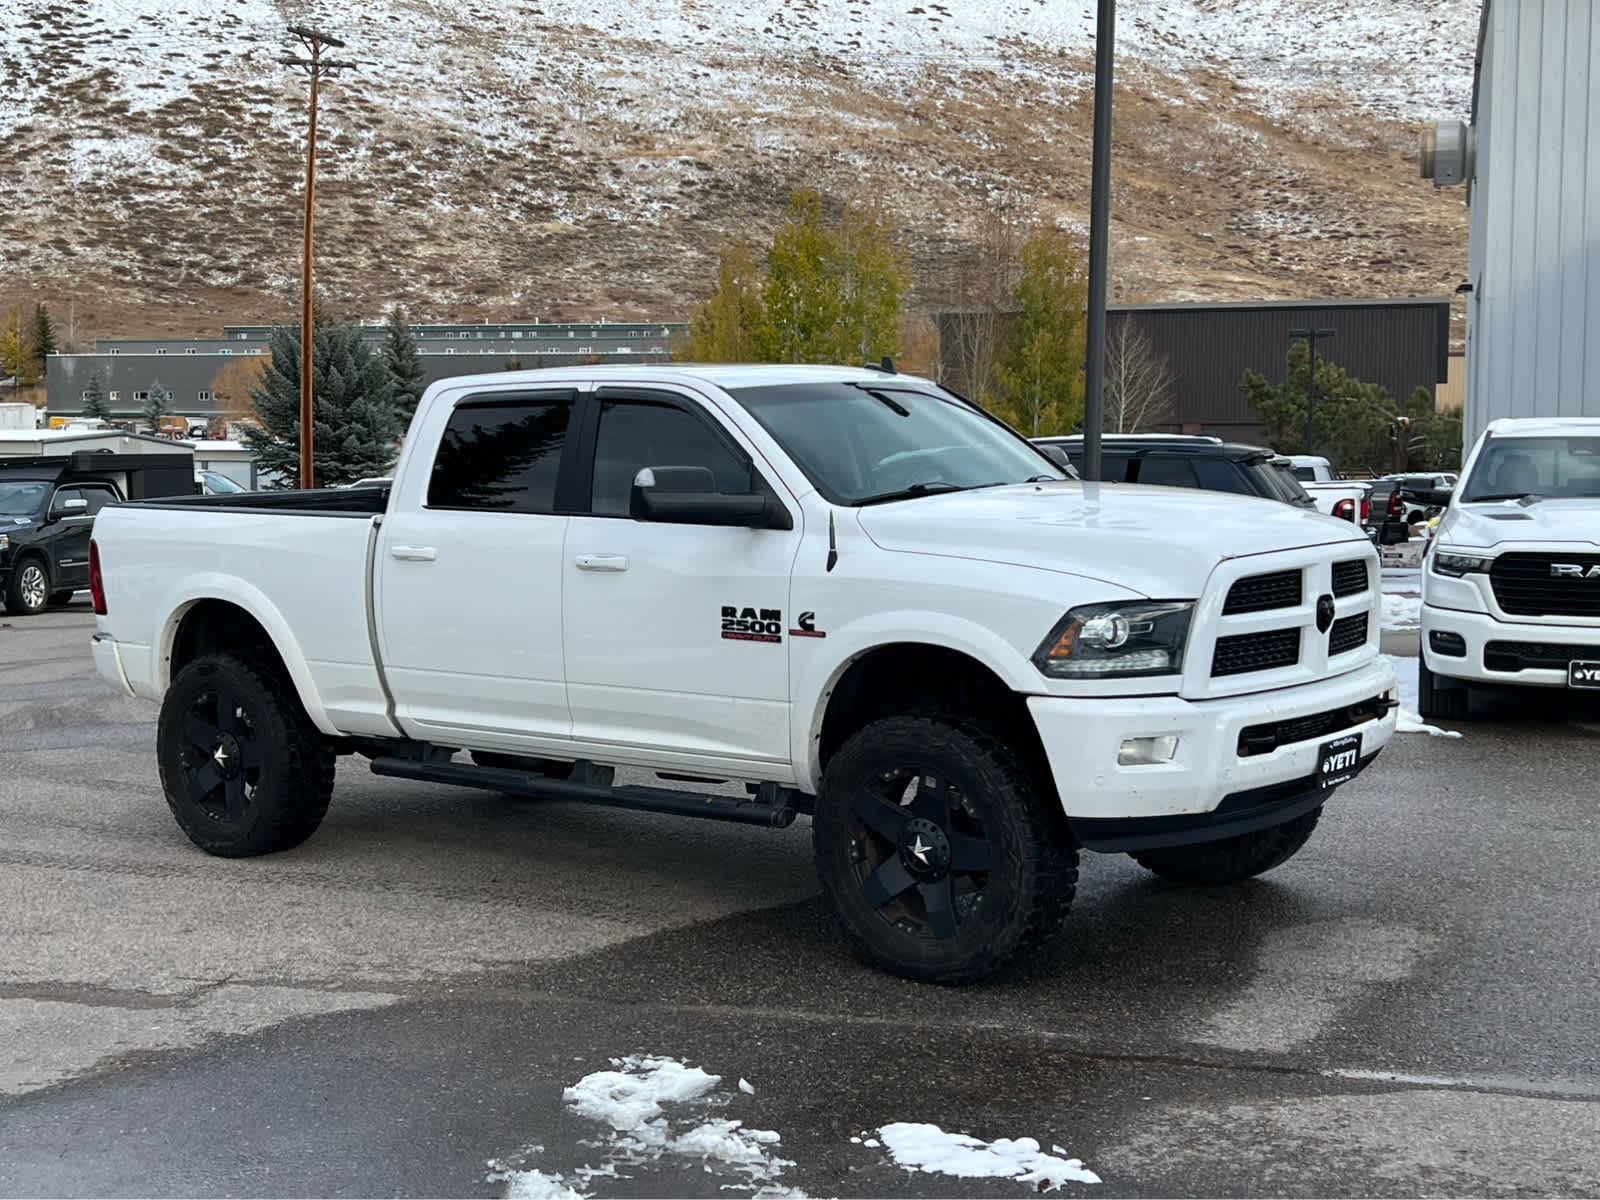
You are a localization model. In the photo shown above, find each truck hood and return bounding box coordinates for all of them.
[855,481,1370,597]
[1442,498,1600,551]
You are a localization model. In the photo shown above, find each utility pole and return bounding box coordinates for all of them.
[1288,326,1335,455]
[281,25,354,490]
[1081,0,1116,481]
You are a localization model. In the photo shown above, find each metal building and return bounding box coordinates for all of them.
[1423,0,1600,441]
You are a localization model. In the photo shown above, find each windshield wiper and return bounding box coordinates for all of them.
[855,481,969,506]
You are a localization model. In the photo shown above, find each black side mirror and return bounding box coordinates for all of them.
[629,466,790,529]
[52,497,90,519]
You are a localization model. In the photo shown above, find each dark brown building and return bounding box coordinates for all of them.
[935,297,1453,444]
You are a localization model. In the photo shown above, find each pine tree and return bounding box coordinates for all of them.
[242,324,402,488]
[31,304,57,378]
[81,372,112,421]
[382,306,427,424]
[993,229,1088,437]
[144,379,172,432]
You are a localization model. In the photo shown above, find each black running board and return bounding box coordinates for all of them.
[368,755,803,828]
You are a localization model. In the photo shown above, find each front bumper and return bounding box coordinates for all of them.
[1421,603,1600,688]
[1027,656,1397,843]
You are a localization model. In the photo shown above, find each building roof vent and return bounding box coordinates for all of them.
[1420,120,1475,188]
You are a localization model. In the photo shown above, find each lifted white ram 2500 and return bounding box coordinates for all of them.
[1419,417,1600,718]
[89,364,1398,983]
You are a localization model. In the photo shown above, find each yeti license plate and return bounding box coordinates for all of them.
[1568,661,1600,689]
[1316,732,1362,790]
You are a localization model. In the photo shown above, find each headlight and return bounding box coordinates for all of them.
[1033,601,1193,679]
[1431,549,1494,577]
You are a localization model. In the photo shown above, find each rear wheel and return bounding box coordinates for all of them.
[4,558,50,615]
[1417,651,1469,720]
[813,715,1077,984]
[1130,807,1321,884]
[157,654,335,856]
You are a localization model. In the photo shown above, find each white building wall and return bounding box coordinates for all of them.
[1467,0,1600,442]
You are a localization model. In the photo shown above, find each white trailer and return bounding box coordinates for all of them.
[1423,0,1600,444]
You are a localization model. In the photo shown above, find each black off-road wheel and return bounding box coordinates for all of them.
[1130,806,1321,885]
[1417,653,1469,720]
[3,557,50,616]
[157,654,335,857]
[813,715,1077,984]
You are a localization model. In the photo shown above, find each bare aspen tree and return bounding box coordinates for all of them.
[1102,317,1174,433]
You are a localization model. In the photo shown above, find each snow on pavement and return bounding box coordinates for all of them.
[1382,593,1422,631]
[489,1056,796,1198]
[1383,654,1463,738]
[874,1122,1101,1189]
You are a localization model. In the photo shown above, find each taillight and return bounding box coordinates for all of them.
[89,539,107,615]
[1388,489,1403,516]
[1332,499,1354,521]
[1360,497,1370,524]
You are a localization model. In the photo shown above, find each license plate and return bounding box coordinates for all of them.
[1317,732,1363,790]
[1569,661,1600,689]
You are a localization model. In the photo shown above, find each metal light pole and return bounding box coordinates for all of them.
[281,26,354,490]
[1288,326,1335,455]
[1080,0,1116,481]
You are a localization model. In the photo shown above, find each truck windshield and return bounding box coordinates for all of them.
[726,380,1066,505]
[0,482,47,515]
[1461,436,1600,501]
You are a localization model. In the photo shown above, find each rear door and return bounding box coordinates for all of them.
[374,388,579,744]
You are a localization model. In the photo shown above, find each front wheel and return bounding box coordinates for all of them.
[1417,654,1469,720]
[157,654,336,856]
[813,715,1077,984]
[4,559,50,615]
[1130,807,1321,884]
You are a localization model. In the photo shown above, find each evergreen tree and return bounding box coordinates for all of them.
[242,323,402,488]
[993,229,1088,437]
[758,190,908,364]
[678,239,767,362]
[31,304,57,378]
[81,372,112,421]
[382,306,427,424]
[144,379,172,432]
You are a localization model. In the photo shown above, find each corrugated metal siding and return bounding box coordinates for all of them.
[1468,0,1600,440]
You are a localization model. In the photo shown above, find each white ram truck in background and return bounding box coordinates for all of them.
[1418,417,1600,718]
[1288,454,1372,527]
[87,364,1398,983]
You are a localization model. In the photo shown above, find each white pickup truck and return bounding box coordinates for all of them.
[1419,417,1600,717]
[89,364,1397,983]
[1287,455,1372,526]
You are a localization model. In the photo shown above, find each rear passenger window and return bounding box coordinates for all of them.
[428,398,573,512]
[1133,456,1199,488]
[1194,458,1253,495]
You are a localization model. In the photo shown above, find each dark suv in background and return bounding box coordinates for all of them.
[1033,434,1316,509]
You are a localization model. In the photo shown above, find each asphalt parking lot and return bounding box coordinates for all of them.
[3,603,1599,1198]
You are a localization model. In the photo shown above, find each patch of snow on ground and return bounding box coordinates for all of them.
[1381,593,1421,631]
[875,1122,1101,1189]
[1383,654,1463,738]
[491,1057,798,1199]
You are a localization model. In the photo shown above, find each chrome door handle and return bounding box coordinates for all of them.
[390,545,438,562]
[575,554,629,571]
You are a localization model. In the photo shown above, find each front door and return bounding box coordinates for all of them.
[47,483,117,590]
[375,388,578,745]
[562,389,800,766]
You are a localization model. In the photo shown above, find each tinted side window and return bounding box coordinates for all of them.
[428,399,573,512]
[1133,456,1199,488]
[590,401,749,517]
[79,485,117,515]
[1193,458,1253,495]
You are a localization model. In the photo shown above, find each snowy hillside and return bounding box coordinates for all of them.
[0,0,1481,336]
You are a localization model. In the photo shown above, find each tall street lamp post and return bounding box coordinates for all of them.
[281,25,354,490]
[1288,326,1335,455]
[1080,0,1116,481]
